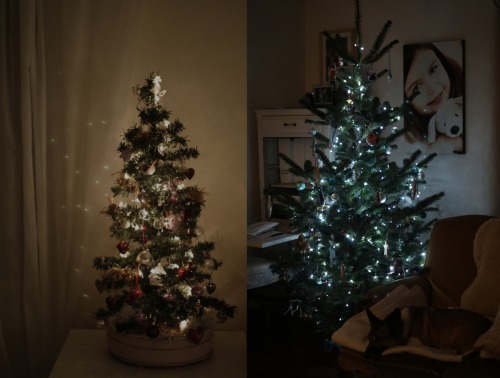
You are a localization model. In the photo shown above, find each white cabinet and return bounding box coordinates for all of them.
[255,108,332,222]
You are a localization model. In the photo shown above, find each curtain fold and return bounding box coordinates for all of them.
[1,1,142,376]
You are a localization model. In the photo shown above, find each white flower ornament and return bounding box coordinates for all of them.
[152,75,166,103]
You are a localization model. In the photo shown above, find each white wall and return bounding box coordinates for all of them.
[248,0,500,223]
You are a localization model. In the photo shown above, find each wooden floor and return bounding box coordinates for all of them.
[247,282,340,378]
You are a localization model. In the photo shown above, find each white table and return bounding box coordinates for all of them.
[50,329,246,378]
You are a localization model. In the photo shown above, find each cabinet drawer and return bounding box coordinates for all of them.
[259,115,315,136]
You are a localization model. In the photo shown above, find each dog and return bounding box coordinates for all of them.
[364,306,492,360]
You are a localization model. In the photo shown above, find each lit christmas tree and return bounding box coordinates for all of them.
[93,73,236,341]
[268,1,444,333]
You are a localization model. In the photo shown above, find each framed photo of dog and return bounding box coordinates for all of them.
[402,40,465,154]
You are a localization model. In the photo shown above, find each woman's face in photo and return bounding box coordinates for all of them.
[404,49,450,116]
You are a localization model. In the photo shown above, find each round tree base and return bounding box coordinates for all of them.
[106,325,214,367]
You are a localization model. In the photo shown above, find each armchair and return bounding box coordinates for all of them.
[333,215,500,378]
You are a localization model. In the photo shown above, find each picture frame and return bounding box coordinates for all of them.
[321,29,355,84]
[313,84,334,106]
[402,39,465,154]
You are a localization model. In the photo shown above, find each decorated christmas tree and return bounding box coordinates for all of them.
[93,73,236,342]
[268,1,444,333]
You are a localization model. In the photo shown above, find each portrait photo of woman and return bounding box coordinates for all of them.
[403,40,465,153]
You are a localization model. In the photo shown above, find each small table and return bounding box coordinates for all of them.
[50,329,246,378]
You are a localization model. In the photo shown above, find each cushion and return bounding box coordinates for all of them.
[332,285,427,352]
[461,218,500,318]
[332,285,475,362]
[474,304,500,359]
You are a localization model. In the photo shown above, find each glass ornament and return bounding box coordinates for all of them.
[296,181,306,191]
[136,250,152,265]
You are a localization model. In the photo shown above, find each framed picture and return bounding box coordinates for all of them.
[403,40,465,154]
[313,84,334,106]
[321,29,354,83]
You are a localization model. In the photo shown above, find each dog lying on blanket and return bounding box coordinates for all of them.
[364,306,492,360]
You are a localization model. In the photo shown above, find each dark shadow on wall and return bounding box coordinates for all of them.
[491,8,500,215]
[247,0,306,225]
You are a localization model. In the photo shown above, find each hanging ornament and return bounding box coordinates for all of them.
[141,124,152,134]
[384,240,389,257]
[266,194,273,219]
[157,143,167,155]
[216,312,229,324]
[134,311,148,324]
[387,51,393,81]
[126,288,145,304]
[340,263,345,284]
[149,263,166,286]
[367,65,376,81]
[153,218,164,230]
[379,193,387,204]
[149,274,162,286]
[204,259,215,270]
[187,327,205,344]
[117,175,128,187]
[191,286,204,296]
[297,234,308,251]
[317,187,325,205]
[144,161,157,175]
[116,240,129,254]
[185,168,195,179]
[296,181,306,191]
[329,246,336,267]
[411,176,418,199]
[366,132,380,146]
[162,291,177,302]
[390,254,404,277]
[331,193,338,202]
[136,250,152,265]
[146,324,160,339]
[205,281,216,294]
[177,266,190,281]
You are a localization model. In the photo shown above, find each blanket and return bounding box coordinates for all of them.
[331,285,473,363]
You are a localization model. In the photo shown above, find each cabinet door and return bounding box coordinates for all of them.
[255,109,332,221]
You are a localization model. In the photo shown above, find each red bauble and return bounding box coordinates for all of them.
[126,288,145,304]
[191,286,204,296]
[116,240,129,254]
[177,267,190,280]
[134,311,147,324]
[187,327,204,344]
[162,291,177,302]
[366,132,380,146]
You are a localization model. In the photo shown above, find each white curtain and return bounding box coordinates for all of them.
[0,0,142,376]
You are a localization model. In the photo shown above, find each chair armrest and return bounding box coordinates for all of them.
[359,275,433,310]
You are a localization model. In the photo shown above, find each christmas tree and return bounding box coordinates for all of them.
[93,73,236,340]
[268,1,444,333]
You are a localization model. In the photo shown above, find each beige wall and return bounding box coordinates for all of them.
[248,0,500,223]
